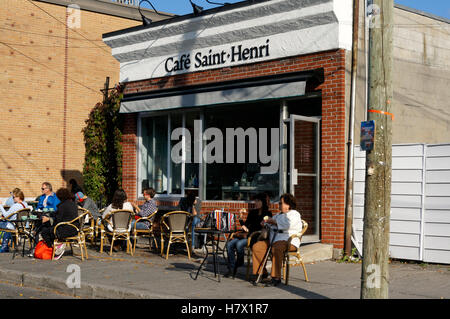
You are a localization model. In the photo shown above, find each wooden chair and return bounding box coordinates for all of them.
[132,210,158,254]
[0,208,32,249]
[77,207,95,245]
[282,220,309,284]
[160,211,191,260]
[100,209,134,256]
[52,211,89,261]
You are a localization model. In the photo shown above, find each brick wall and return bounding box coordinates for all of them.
[0,0,140,199]
[121,49,347,249]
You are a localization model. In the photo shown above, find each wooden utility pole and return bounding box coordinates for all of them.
[360,0,394,299]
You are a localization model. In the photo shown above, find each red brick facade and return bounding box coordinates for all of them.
[121,49,347,249]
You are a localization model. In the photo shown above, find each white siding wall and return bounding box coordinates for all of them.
[353,144,450,264]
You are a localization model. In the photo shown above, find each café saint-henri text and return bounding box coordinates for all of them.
[165,39,270,73]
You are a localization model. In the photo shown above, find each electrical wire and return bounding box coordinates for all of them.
[0,40,98,94]
[25,0,111,55]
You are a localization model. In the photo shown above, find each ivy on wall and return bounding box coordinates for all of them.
[82,85,123,206]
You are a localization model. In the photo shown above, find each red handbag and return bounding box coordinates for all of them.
[34,240,53,260]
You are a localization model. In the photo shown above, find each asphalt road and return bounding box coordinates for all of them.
[0,281,76,299]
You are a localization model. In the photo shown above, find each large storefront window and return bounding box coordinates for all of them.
[139,103,280,200]
[204,102,279,201]
[141,116,169,194]
[140,112,201,197]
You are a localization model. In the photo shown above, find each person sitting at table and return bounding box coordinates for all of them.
[102,189,135,251]
[0,190,30,253]
[74,192,100,220]
[131,187,157,231]
[224,193,272,278]
[178,191,201,252]
[3,188,21,208]
[40,188,79,260]
[251,193,302,287]
[37,182,60,211]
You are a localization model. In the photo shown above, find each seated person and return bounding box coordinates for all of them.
[225,193,272,278]
[3,188,21,207]
[40,188,79,260]
[179,192,201,251]
[102,189,135,251]
[251,193,302,287]
[0,190,30,253]
[37,182,60,211]
[131,188,157,231]
[74,192,100,220]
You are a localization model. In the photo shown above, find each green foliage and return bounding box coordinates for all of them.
[337,248,361,263]
[82,85,124,206]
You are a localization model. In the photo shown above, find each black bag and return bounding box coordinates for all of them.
[257,227,270,241]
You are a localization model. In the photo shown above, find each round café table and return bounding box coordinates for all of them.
[193,228,233,282]
[10,216,39,259]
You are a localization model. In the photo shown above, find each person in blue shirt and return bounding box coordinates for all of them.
[37,182,60,211]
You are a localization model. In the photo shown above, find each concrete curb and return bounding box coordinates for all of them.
[0,268,181,299]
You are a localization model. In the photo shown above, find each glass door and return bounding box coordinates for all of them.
[288,115,321,242]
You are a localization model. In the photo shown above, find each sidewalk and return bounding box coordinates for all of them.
[0,242,448,299]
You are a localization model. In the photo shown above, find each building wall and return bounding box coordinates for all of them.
[354,6,450,144]
[121,49,348,249]
[0,0,142,199]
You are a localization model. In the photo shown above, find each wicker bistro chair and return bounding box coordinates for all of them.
[160,211,192,260]
[100,209,134,256]
[132,210,158,255]
[0,208,32,249]
[52,211,89,261]
[245,219,309,284]
[282,220,309,284]
[77,207,95,245]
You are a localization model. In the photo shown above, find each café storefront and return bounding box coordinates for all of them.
[103,0,351,248]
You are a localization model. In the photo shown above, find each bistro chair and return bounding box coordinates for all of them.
[282,219,309,284]
[100,209,134,256]
[160,211,191,260]
[52,211,89,261]
[132,209,158,254]
[0,208,32,250]
[77,207,95,245]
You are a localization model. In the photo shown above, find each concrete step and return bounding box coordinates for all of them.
[300,243,333,264]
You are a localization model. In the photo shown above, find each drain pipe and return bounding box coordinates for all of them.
[344,0,360,256]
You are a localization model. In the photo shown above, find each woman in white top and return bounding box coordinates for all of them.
[251,193,302,286]
[101,189,137,251]
[101,189,135,232]
[0,190,30,252]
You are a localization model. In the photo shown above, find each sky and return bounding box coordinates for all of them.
[140,0,450,20]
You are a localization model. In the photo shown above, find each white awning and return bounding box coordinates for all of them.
[120,80,306,113]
